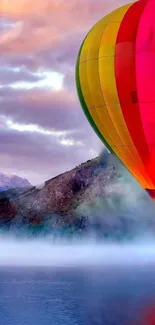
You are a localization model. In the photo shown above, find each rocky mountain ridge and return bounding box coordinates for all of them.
[0,153,154,240]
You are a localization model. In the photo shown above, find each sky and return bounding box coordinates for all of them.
[0,0,131,185]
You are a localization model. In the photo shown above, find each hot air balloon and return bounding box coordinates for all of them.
[76,0,155,199]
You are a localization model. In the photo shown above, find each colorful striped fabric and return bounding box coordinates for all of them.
[76,0,155,199]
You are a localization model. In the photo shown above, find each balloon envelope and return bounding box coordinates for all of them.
[76,0,155,199]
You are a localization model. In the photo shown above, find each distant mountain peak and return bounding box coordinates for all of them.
[0,172,31,191]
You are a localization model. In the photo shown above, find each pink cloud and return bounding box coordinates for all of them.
[0,121,100,184]
[1,0,131,19]
[0,0,133,182]
[0,87,84,130]
[0,0,132,54]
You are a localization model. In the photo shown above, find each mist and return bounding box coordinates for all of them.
[0,235,155,267]
[88,150,155,228]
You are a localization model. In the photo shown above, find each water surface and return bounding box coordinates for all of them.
[0,265,155,325]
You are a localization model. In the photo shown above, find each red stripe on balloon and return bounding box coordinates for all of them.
[136,0,155,185]
[115,0,149,166]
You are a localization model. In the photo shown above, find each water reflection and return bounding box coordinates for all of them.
[140,303,155,325]
[83,266,155,325]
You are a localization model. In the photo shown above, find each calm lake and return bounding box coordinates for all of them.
[0,264,155,325]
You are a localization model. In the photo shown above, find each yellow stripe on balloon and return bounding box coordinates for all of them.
[79,4,153,189]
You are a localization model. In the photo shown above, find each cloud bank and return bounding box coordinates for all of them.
[0,0,133,183]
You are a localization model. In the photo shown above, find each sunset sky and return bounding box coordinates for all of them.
[0,0,130,185]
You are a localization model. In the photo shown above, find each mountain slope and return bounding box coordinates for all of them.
[0,152,155,239]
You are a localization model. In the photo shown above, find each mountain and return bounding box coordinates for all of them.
[0,151,155,240]
[0,173,31,191]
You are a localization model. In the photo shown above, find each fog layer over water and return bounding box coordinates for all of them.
[0,236,155,267]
